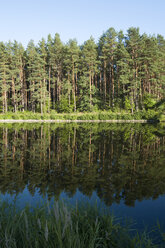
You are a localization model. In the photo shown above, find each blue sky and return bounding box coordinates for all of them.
[0,0,164,47]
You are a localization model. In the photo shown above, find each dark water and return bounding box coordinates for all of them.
[0,123,165,231]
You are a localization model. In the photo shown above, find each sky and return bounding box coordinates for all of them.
[0,0,165,47]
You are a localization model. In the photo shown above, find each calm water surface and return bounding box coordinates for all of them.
[0,123,165,231]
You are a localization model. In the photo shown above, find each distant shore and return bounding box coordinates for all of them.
[0,110,163,123]
[0,119,159,123]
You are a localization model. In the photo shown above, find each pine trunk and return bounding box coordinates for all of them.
[89,70,92,110]
[12,77,16,112]
[4,78,7,113]
[104,60,106,103]
[112,63,114,107]
[48,66,51,113]
[40,80,43,115]
[72,64,76,112]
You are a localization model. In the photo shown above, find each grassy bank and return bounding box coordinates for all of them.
[0,201,164,248]
[0,109,161,121]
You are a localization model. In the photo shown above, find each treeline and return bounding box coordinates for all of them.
[0,27,165,113]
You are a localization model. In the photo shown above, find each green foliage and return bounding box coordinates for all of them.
[143,94,157,109]
[0,109,160,121]
[141,109,159,120]
[77,75,91,111]
[57,96,74,113]
[0,29,165,115]
[124,97,134,112]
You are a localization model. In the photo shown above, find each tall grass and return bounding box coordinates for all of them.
[0,109,160,121]
[0,200,163,248]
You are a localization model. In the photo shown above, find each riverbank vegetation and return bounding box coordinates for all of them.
[0,200,164,248]
[0,109,163,121]
[0,27,164,117]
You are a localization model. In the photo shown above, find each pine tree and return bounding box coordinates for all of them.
[156,35,165,99]
[0,42,10,113]
[47,34,53,112]
[7,41,25,112]
[116,31,130,108]
[81,37,98,111]
[140,34,163,108]
[51,33,64,109]
[38,38,50,113]
[98,28,117,108]
[64,39,80,112]
[62,44,72,111]
[0,27,164,114]
[26,40,48,114]
[125,27,142,113]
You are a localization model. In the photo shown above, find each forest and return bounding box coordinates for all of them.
[0,27,165,114]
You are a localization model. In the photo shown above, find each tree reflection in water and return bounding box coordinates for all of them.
[0,123,165,207]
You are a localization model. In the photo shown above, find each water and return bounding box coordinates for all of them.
[0,122,165,232]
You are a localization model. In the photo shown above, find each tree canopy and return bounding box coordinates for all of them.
[0,27,164,113]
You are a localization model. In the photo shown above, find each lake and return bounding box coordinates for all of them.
[0,122,165,232]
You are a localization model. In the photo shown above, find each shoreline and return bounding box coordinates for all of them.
[0,119,159,123]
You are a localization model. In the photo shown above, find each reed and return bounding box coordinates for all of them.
[0,200,163,248]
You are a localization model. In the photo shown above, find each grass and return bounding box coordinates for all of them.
[0,109,160,121]
[0,200,164,248]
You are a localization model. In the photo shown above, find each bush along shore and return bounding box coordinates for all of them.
[0,110,163,122]
[0,200,164,248]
